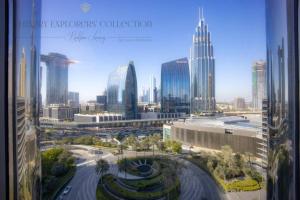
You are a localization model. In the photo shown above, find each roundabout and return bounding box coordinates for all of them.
[55,145,223,200]
[97,156,181,200]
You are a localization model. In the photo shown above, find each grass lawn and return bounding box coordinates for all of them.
[121,174,163,189]
[96,183,117,200]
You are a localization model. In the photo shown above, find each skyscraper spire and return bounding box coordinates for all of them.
[199,7,201,22]
[199,7,204,22]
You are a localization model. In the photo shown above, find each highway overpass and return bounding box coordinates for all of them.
[40,118,178,129]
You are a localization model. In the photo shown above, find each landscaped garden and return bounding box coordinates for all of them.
[96,156,181,200]
[185,145,264,192]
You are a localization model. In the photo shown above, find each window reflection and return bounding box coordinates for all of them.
[266,0,297,199]
[15,0,41,199]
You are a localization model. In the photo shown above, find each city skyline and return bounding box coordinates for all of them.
[40,0,266,103]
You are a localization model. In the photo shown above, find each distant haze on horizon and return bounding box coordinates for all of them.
[40,0,266,103]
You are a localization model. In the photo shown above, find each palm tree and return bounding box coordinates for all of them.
[95,159,109,185]
[150,133,161,156]
[125,134,137,150]
[244,152,254,168]
[141,137,150,156]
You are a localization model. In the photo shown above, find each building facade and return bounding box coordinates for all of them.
[68,91,79,107]
[252,60,266,110]
[107,61,138,119]
[74,113,125,123]
[161,58,190,114]
[190,9,216,113]
[266,0,299,199]
[163,117,265,160]
[80,102,104,113]
[140,112,184,120]
[96,94,107,110]
[41,53,75,106]
[233,97,247,111]
[43,104,76,121]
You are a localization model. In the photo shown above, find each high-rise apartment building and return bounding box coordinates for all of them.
[149,75,158,104]
[96,94,107,111]
[140,86,150,103]
[107,61,138,119]
[266,0,299,199]
[68,91,80,107]
[233,97,246,111]
[252,60,266,110]
[161,58,190,114]
[41,53,75,105]
[190,9,216,113]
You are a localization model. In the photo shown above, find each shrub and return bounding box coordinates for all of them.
[185,151,263,192]
[51,163,67,177]
[43,176,58,193]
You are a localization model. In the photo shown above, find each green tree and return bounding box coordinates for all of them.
[165,140,173,150]
[95,159,110,185]
[233,153,244,171]
[41,148,64,176]
[141,137,151,151]
[221,145,233,167]
[61,137,73,145]
[244,152,254,168]
[125,134,138,150]
[57,150,75,169]
[157,141,166,152]
[171,141,182,154]
[51,163,67,176]
[149,134,161,156]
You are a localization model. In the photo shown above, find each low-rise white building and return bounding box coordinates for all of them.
[74,113,125,123]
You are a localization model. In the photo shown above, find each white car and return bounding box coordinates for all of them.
[63,186,72,195]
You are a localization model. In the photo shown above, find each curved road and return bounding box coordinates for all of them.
[57,146,117,200]
[58,146,225,200]
[177,158,224,200]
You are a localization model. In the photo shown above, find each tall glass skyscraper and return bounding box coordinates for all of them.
[252,60,266,110]
[161,58,190,114]
[149,75,158,104]
[266,0,299,199]
[190,9,216,113]
[107,61,138,119]
[41,53,75,106]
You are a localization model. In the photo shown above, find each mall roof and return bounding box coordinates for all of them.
[172,116,262,137]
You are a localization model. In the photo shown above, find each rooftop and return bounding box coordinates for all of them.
[172,116,262,137]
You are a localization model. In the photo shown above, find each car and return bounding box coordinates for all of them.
[63,186,72,195]
[57,195,63,200]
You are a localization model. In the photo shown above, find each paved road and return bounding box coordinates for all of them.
[176,158,225,200]
[58,146,226,200]
[57,147,142,200]
[59,148,101,200]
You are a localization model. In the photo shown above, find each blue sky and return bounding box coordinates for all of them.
[41,0,266,103]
